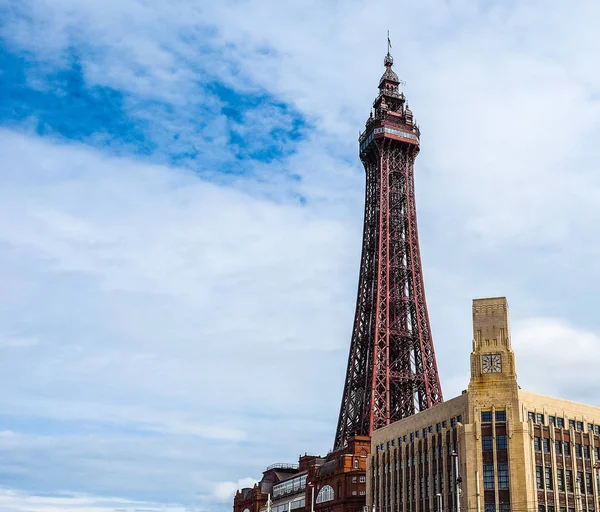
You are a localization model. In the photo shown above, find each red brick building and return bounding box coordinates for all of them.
[233,436,370,512]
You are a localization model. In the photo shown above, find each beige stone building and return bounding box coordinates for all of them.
[368,297,600,512]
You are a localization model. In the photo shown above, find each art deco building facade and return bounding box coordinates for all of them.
[369,297,600,512]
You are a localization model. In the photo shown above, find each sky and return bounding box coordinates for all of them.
[1,0,600,511]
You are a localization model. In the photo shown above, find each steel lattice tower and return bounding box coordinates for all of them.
[334,49,443,450]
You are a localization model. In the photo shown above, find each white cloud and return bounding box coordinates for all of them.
[213,478,256,503]
[513,318,600,405]
[0,489,195,512]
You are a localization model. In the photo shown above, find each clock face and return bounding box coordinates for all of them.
[482,354,502,373]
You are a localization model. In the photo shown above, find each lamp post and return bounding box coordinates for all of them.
[437,492,443,512]
[451,451,461,512]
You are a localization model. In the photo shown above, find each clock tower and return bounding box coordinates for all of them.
[468,297,518,391]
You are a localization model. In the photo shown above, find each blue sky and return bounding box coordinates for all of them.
[2,0,600,511]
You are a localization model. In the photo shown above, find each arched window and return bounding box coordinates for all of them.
[316,485,334,503]
[242,509,250,512]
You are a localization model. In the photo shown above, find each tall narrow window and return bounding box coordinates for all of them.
[535,437,542,451]
[537,466,544,489]
[586,473,593,495]
[497,464,509,489]
[566,470,573,492]
[543,438,551,453]
[558,469,565,491]
[482,436,493,452]
[555,440,563,455]
[484,465,495,489]
[497,435,507,450]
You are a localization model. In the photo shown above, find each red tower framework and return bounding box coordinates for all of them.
[334,49,443,450]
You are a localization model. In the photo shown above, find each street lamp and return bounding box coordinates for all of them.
[451,451,462,512]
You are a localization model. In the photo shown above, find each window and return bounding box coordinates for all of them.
[498,463,509,489]
[595,447,600,459]
[555,440,563,455]
[457,415,463,423]
[451,417,456,428]
[564,441,571,456]
[482,436,493,451]
[577,421,584,431]
[442,420,447,428]
[549,416,556,426]
[537,466,544,489]
[584,445,590,459]
[360,476,366,483]
[595,425,600,435]
[482,411,493,423]
[539,506,546,512]
[589,423,594,432]
[499,504,510,512]
[566,470,573,492]
[569,419,575,429]
[557,417,565,428]
[484,464,495,489]
[534,437,542,451]
[410,433,414,442]
[354,459,359,468]
[529,412,535,422]
[352,477,357,483]
[546,467,553,490]
[537,413,545,424]
[548,507,555,512]
[429,425,433,433]
[485,505,496,512]
[558,469,565,491]
[360,490,365,495]
[543,438,551,453]
[316,485,334,503]
[587,473,594,495]
[497,435,507,450]
[436,423,441,433]
[575,444,582,458]
[496,410,506,422]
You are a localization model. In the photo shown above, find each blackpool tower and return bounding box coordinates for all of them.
[334,47,443,450]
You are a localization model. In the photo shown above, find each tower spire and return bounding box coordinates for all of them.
[334,50,442,449]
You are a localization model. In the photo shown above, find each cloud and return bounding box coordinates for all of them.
[213,478,257,503]
[513,318,600,405]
